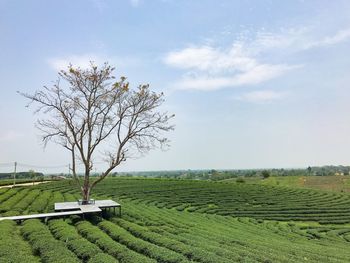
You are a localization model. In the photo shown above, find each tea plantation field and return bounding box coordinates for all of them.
[1,178,350,262]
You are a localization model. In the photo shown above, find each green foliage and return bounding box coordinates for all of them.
[76,221,155,263]
[21,219,80,263]
[98,220,189,263]
[88,253,118,263]
[0,188,19,203]
[236,177,245,183]
[67,238,102,261]
[38,177,350,224]
[262,170,270,179]
[12,189,41,212]
[0,220,39,263]
[28,191,52,213]
[111,165,350,180]
[0,189,30,213]
[49,219,102,261]
[1,179,350,262]
[0,172,44,180]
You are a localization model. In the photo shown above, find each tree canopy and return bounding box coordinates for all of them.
[20,62,174,202]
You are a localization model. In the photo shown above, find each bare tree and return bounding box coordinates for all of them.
[20,62,174,203]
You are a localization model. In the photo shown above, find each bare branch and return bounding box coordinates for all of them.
[20,62,174,202]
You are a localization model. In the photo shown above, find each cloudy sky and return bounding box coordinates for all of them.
[1,0,350,173]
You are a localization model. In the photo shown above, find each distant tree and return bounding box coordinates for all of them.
[210,169,217,175]
[261,170,270,179]
[20,62,174,204]
[236,177,245,183]
[307,166,312,175]
[38,174,44,182]
[28,169,36,185]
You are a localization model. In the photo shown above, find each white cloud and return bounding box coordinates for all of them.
[165,44,257,73]
[48,54,107,71]
[176,64,298,91]
[253,27,350,52]
[232,64,299,86]
[164,44,299,91]
[305,28,350,49]
[164,25,350,91]
[236,90,285,103]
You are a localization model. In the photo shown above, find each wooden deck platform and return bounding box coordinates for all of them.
[0,199,121,222]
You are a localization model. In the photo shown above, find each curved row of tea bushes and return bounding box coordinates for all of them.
[0,188,30,213]
[108,218,243,263]
[12,189,41,212]
[0,220,39,263]
[0,188,9,195]
[109,204,276,262]
[98,220,191,263]
[46,191,65,212]
[21,219,80,263]
[88,253,117,263]
[114,206,283,263]
[64,192,80,202]
[76,221,156,263]
[2,180,350,262]
[49,219,105,262]
[1,189,40,216]
[112,201,350,263]
[38,178,350,223]
[28,190,52,213]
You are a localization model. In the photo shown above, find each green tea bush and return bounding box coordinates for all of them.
[98,220,189,263]
[76,221,156,263]
[67,238,102,261]
[0,220,39,263]
[88,253,118,263]
[49,219,102,261]
[111,218,234,263]
[31,178,350,262]
[0,188,9,195]
[12,189,41,212]
[46,191,65,212]
[21,219,79,263]
[0,188,19,204]
[28,191,52,213]
[0,189,30,213]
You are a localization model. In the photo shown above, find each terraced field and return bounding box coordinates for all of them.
[38,178,350,224]
[1,178,350,262]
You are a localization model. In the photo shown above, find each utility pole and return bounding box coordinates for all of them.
[13,161,17,187]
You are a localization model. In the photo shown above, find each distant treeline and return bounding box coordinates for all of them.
[111,165,350,181]
[0,172,44,180]
[4,165,349,181]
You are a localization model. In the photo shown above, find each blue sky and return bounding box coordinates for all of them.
[1,0,350,173]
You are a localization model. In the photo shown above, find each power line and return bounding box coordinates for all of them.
[0,162,69,169]
[17,162,69,169]
[0,162,15,167]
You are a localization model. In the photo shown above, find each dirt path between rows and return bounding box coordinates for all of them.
[0,181,51,189]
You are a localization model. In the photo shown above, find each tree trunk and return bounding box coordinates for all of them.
[81,186,90,204]
[81,168,91,204]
